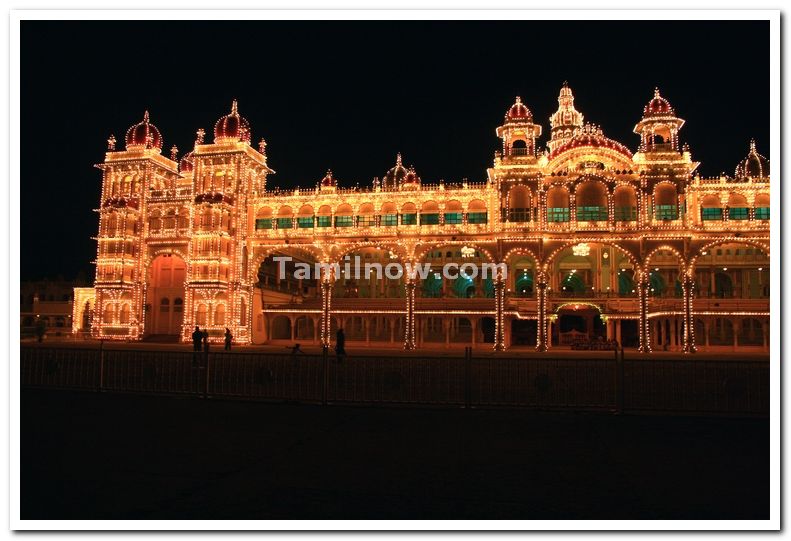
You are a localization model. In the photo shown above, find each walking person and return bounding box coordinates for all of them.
[191,326,203,367]
[335,328,346,363]
[224,328,233,351]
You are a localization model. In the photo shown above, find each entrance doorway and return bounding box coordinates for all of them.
[146,254,186,336]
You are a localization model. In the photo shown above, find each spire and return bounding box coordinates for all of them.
[143,110,150,123]
[170,145,178,161]
[196,128,205,145]
[654,87,661,99]
[107,134,116,151]
[750,139,757,153]
[258,138,267,153]
[396,152,402,167]
[231,99,238,115]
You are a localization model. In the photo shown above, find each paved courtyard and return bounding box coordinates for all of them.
[21,389,768,520]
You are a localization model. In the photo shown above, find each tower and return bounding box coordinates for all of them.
[547,82,584,154]
[496,97,542,161]
[182,100,273,343]
[93,112,180,339]
[633,88,685,153]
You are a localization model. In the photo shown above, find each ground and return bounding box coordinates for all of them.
[21,389,768,520]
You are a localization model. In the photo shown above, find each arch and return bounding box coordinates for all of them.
[543,239,640,272]
[643,245,688,273]
[416,241,496,265]
[709,318,734,346]
[271,315,292,340]
[195,304,208,326]
[297,204,314,217]
[546,185,570,222]
[149,209,162,232]
[294,316,315,340]
[146,253,187,335]
[380,201,397,214]
[688,239,770,275]
[654,182,679,220]
[739,318,764,346]
[700,194,723,221]
[214,303,226,326]
[575,179,609,221]
[613,184,638,222]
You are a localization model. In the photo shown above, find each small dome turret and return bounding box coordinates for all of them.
[735,140,769,180]
[125,111,162,151]
[214,100,251,144]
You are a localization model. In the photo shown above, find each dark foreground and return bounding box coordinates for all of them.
[21,389,768,520]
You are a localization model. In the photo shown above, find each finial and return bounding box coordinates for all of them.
[143,110,150,122]
[562,80,568,87]
[258,138,267,153]
[396,152,402,166]
[170,145,179,161]
[231,99,238,115]
[145,132,154,148]
[654,87,661,99]
[107,134,116,151]
[749,139,757,152]
[196,128,205,145]
[515,96,522,104]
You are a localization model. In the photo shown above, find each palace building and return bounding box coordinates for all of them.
[74,85,770,352]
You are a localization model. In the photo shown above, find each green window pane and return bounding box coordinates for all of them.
[255,218,272,230]
[614,206,637,221]
[701,207,723,221]
[297,216,314,228]
[357,216,376,227]
[656,205,679,220]
[755,207,770,220]
[467,212,488,224]
[508,208,530,222]
[334,216,353,227]
[276,217,293,229]
[421,213,440,225]
[577,206,608,221]
[728,207,749,220]
[316,216,332,228]
[444,212,462,225]
[401,213,417,225]
[547,207,570,222]
[381,214,398,226]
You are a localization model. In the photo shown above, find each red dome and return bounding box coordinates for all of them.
[321,169,335,187]
[402,166,420,184]
[125,111,162,150]
[506,96,532,121]
[643,88,675,117]
[547,124,633,161]
[214,100,251,143]
[179,151,194,174]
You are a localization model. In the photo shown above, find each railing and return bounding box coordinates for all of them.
[20,346,768,416]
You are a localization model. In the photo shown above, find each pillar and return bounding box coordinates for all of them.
[404,279,416,350]
[494,274,505,351]
[637,270,650,353]
[670,318,677,351]
[615,319,622,345]
[763,319,769,351]
[681,274,697,353]
[320,267,333,348]
[536,271,549,352]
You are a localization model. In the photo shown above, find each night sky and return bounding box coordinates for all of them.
[20,20,769,282]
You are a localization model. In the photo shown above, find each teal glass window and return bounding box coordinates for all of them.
[755,207,770,220]
[297,216,314,228]
[421,213,440,225]
[334,216,353,227]
[357,215,376,227]
[614,206,637,221]
[728,207,749,220]
[401,213,417,225]
[381,214,398,226]
[316,216,331,228]
[255,218,272,230]
[444,212,462,225]
[701,207,723,221]
[577,206,608,221]
[508,208,530,222]
[546,207,570,222]
[276,217,293,229]
[656,205,679,220]
[467,212,488,224]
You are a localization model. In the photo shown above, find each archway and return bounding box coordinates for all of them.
[691,242,769,299]
[146,253,187,336]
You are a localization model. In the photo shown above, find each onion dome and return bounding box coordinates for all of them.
[214,100,251,143]
[547,123,633,161]
[401,165,421,187]
[735,140,769,179]
[179,151,195,174]
[643,88,675,117]
[382,153,408,189]
[125,111,162,150]
[506,96,532,121]
[320,169,336,188]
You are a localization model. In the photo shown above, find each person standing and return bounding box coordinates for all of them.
[335,328,346,363]
[192,326,203,352]
[224,328,233,351]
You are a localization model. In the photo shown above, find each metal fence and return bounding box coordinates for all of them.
[19,346,769,416]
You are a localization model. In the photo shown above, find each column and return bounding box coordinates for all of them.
[670,318,677,351]
[637,270,650,353]
[494,274,505,351]
[320,267,333,348]
[615,319,622,345]
[682,274,697,353]
[536,271,549,352]
[404,279,416,350]
[733,320,740,351]
[763,319,769,351]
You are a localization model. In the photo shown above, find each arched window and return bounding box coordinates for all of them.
[214,304,226,326]
[727,193,749,220]
[507,185,530,222]
[576,180,608,221]
[119,303,131,324]
[755,193,770,220]
[160,297,170,312]
[467,199,488,224]
[655,183,679,220]
[173,297,183,313]
[380,202,398,226]
[700,194,723,221]
[420,201,440,225]
[103,303,114,324]
[400,202,417,225]
[255,206,273,230]
[335,204,353,227]
[276,206,294,229]
[444,200,463,225]
[177,208,190,231]
[357,203,376,227]
[316,205,333,228]
[546,187,570,222]
[613,185,638,222]
[196,304,207,326]
[297,205,315,228]
[149,210,162,233]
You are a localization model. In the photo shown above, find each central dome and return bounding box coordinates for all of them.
[547,123,633,161]
[214,100,251,143]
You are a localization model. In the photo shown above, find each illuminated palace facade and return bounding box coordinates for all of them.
[75,85,771,352]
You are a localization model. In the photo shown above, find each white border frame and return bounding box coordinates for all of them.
[7,9,781,532]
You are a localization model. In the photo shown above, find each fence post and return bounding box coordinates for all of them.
[615,345,624,414]
[322,345,329,406]
[204,352,211,399]
[98,339,105,392]
[464,346,472,409]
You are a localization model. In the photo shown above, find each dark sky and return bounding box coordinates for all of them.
[20,20,769,282]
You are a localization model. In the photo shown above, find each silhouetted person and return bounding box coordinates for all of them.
[335,328,346,362]
[192,326,202,351]
[202,331,210,354]
[224,328,233,351]
[289,343,304,355]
